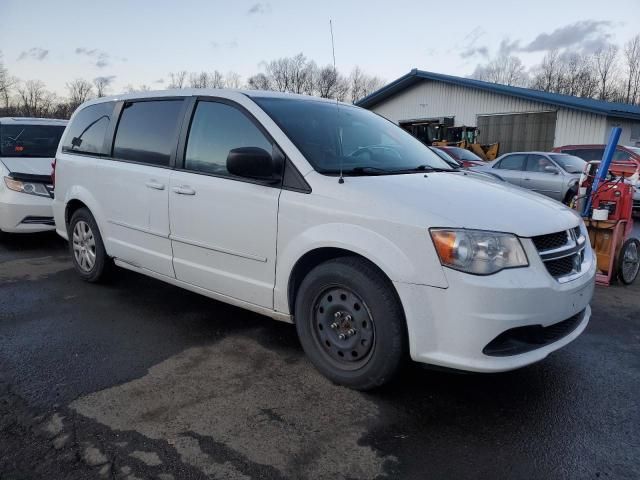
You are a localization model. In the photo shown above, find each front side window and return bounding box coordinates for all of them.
[253,97,452,175]
[184,101,272,176]
[1,124,65,158]
[495,154,526,170]
[62,102,114,155]
[113,100,183,166]
[525,154,554,172]
[549,154,585,173]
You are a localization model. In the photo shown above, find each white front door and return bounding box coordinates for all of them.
[169,99,281,308]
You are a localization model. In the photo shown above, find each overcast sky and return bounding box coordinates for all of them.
[1,0,639,95]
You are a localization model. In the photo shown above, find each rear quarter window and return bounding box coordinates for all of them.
[62,102,115,155]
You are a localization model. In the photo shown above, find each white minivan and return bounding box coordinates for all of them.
[1,117,67,233]
[52,90,595,389]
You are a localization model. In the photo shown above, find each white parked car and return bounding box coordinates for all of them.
[0,117,67,233]
[52,90,595,389]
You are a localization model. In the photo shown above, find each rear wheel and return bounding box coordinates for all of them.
[68,208,113,282]
[617,238,640,285]
[294,257,406,390]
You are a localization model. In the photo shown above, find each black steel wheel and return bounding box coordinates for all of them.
[312,286,375,370]
[294,256,407,390]
[617,238,640,285]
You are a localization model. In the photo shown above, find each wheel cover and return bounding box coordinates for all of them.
[621,241,640,283]
[72,220,96,272]
[311,286,375,370]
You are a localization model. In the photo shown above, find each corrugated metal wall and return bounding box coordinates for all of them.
[370,80,612,149]
[477,111,556,152]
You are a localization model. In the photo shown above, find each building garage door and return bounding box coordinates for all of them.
[477,111,556,153]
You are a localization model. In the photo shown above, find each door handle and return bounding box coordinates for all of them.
[172,185,196,195]
[145,180,165,190]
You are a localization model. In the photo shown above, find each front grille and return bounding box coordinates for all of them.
[545,255,577,277]
[533,227,587,281]
[532,231,569,251]
[483,309,585,356]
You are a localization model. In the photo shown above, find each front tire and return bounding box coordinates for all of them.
[294,257,407,390]
[68,207,113,283]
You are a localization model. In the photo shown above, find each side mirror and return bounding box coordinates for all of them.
[227,147,281,183]
[544,165,559,174]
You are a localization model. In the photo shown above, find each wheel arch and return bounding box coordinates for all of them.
[286,246,406,324]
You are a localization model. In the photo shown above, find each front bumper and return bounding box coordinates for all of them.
[396,239,596,372]
[0,188,55,233]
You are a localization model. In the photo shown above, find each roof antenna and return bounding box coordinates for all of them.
[330,19,344,184]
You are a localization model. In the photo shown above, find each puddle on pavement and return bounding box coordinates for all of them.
[0,255,71,282]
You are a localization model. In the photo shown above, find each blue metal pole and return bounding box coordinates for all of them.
[582,127,622,217]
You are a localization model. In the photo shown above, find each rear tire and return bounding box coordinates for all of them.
[68,207,113,283]
[294,257,407,390]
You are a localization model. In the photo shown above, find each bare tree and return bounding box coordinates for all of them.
[623,35,640,105]
[210,70,225,89]
[225,71,242,89]
[594,44,619,100]
[247,73,271,90]
[16,80,55,117]
[472,54,527,87]
[349,66,384,103]
[314,65,349,100]
[93,76,114,97]
[168,71,187,89]
[66,79,94,109]
[0,52,17,112]
[530,49,562,92]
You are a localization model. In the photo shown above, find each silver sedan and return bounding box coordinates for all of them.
[471,152,585,204]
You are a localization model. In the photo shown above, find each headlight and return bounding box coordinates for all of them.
[430,229,528,275]
[3,176,51,197]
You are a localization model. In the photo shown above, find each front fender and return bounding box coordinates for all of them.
[274,222,448,314]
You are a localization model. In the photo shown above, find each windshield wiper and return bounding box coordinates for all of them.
[341,166,394,176]
[396,165,459,173]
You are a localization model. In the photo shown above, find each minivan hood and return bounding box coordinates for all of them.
[0,157,53,176]
[336,171,580,237]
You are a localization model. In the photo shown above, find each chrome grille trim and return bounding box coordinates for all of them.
[533,227,589,283]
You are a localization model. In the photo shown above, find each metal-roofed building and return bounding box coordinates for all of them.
[355,69,640,153]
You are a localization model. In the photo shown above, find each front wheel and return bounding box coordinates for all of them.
[68,207,113,283]
[617,238,640,285]
[294,257,407,390]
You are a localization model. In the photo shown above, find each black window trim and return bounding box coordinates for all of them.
[175,95,310,192]
[60,94,311,193]
[60,101,117,157]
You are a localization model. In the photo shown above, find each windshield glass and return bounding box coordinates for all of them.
[430,147,461,168]
[0,124,65,158]
[253,97,453,174]
[549,154,586,173]
[446,147,482,162]
[626,146,640,155]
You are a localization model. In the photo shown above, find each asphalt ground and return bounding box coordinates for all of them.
[1,228,639,480]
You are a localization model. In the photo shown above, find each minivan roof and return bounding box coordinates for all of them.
[78,88,350,107]
[0,117,68,125]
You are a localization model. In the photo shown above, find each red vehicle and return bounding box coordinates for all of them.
[553,144,640,214]
[432,146,484,167]
[552,144,640,164]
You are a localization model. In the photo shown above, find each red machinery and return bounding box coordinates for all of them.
[575,160,640,285]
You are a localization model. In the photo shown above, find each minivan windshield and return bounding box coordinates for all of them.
[0,124,65,158]
[549,154,586,173]
[253,97,453,175]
